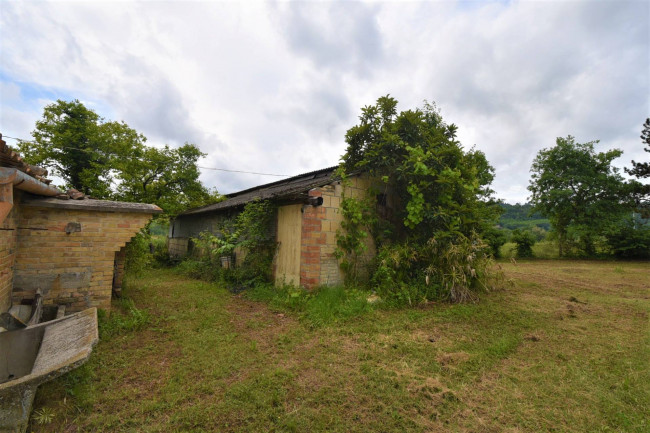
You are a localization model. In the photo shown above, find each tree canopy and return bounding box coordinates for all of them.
[18,99,218,217]
[341,96,499,244]
[626,118,650,180]
[626,118,650,216]
[528,136,632,256]
[338,96,502,303]
[18,99,146,198]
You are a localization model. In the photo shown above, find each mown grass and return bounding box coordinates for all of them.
[500,240,559,259]
[30,260,649,432]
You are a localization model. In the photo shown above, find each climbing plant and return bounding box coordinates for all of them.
[337,96,502,303]
[190,200,277,286]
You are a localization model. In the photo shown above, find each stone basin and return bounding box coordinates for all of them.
[0,308,98,432]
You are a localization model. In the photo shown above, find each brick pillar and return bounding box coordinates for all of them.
[300,189,326,288]
[112,246,127,297]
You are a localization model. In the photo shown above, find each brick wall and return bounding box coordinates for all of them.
[11,205,153,313]
[300,189,326,287]
[0,198,19,312]
[299,174,376,289]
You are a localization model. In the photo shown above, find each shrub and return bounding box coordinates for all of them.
[183,200,277,288]
[124,231,152,275]
[511,229,536,258]
[336,96,503,303]
[483,227,508,258]
[605,220,650,259]
[373,233,500,305]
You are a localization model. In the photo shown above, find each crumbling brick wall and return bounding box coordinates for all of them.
[11,206,153,313]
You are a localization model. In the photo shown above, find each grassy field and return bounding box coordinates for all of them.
[30,260,649,432]
[500,240,559,259]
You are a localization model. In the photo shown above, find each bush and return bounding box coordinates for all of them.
[372,233,500,305]
[511,229,536,258]
[483,227,508,258]
[181,200,277,289]
[606,221,650,259]
[124,231,153,275]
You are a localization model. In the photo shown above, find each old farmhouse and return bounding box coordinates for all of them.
[169,167,382,288]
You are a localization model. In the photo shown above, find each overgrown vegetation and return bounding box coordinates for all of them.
[336,96,502,304]
[182,200,278,287]
[18,99,220,217]
[31,262,650,432]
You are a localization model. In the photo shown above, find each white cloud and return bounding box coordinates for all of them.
[0,0,647,203]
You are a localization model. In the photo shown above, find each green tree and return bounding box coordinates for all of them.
[528,136,631,256]
[115,143,220,218]
[341,96,499,244]
[19,99,219,216]
[18,99,145,198]
[339,96,502,303]
[626,118,650,216]
[626,118,650,179]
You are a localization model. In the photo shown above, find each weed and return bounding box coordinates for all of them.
[32,407,56,425]
[98,297,150,339]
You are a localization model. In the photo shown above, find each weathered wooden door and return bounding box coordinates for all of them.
[275,204,302,286]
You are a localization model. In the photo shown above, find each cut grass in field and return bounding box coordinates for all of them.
[30,260,649,432]
[500,240,559,259]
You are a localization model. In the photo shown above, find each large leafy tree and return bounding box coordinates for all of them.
[18,99,144,198]
[626,118,650,215]
[341,96,499,243]
[115,143,220,217]
[626,118,650,179]
[19,99,218,216]
[339,96,501,302]
[528,136,632,256]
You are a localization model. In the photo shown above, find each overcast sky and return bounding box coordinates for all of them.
[1,0,648,203]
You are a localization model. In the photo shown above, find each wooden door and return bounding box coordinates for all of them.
[275,204,302,286]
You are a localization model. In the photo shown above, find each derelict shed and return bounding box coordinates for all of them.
[0,133,162,316]
[169,166,379,288]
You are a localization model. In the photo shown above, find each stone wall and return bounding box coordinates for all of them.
[0,198,19,312]
[11,205,152,313]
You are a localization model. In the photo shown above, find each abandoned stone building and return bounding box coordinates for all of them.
[169,167,382,288]
[0,134,161,315]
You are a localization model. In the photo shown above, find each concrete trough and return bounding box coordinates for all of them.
[0,308,98,432]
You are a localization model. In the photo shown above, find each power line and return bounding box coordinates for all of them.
[2,135,290,177]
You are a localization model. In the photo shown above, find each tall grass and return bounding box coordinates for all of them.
[246,283,373,327]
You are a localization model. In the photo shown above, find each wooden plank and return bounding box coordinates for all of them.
[275,204,302,286]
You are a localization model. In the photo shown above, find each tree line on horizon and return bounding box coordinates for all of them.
[15,99,650,261]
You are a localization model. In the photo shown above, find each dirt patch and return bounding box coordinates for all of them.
[437,351,470,366]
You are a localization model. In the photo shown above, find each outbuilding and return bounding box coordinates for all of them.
[1,134,161,315]
[168,167,382,288]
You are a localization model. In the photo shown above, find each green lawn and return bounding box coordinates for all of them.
[31,261,650,432]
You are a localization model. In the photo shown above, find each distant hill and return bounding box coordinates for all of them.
[498,203,551,231]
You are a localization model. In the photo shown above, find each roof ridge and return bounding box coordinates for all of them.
[179,165,340,216]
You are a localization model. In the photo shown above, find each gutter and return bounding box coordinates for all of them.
[0,168,61,224]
